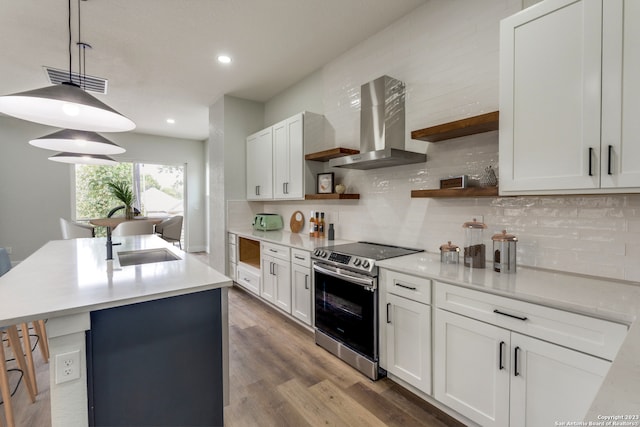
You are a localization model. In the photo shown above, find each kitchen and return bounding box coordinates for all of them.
[1,0,640,426]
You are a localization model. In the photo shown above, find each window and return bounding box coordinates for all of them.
[75,162,184,221]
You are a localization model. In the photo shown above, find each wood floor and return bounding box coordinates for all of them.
[4,256,462,426]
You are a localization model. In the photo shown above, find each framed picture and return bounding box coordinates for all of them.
[317,172,335,194]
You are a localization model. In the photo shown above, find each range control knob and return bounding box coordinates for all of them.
[314,249,325,257]
[353,258,362,267]
[362,260,370,269]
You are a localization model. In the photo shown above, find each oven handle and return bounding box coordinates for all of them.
[313,263,375,288]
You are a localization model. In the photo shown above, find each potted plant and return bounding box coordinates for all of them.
[106,180,136,219]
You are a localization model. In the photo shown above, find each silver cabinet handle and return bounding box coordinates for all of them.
[514,346,521,377]
[273,262,277,276]
[304,274,309,290]
[294,255,305,260]
[255,185,260,196]
[386,303,391,323]
[608,145,613,175]
[588,147,594,176]
[499,341,505,370]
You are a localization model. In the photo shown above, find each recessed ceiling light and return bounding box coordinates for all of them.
[166,118,175,124]
[217,55,232,64]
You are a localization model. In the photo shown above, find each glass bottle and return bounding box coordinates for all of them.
[462,218,487,269]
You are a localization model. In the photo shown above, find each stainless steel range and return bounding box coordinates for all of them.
[312,241,423,380]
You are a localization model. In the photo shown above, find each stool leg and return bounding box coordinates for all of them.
[20,324,37,395]
[33,321,49,362]
[0,334,16,427]
[5,326,35,403]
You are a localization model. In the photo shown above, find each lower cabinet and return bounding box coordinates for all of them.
[261,242,291,314]
[434,308,611,427]
[291,249,312,326]
[380,269,432,394]
[385,293,431,393]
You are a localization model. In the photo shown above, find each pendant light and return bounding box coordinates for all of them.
[0,0,135,132]
[49,152,118,166]
[29,129,125,155]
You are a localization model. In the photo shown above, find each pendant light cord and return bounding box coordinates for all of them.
[68,0,72,83]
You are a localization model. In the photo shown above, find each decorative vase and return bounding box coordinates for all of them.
[481,165,498,187]
[335,184,346,194]
[125,205,134,220]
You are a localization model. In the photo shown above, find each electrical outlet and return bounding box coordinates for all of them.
[55,350,81,384]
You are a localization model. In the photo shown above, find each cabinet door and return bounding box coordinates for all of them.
[285,113,304,199]
[291,263,311,325]
[246,128,273,200]
[260,256,276,303]
[272,119,289,199]
[273,113,304,200]
[434,309,510,427]
[385,294,431,394]
[509,333,610,427]
[499,0,602,193]
[273,257,291,313]
[601,0,640,188]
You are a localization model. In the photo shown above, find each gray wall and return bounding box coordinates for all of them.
[0,115,207,261]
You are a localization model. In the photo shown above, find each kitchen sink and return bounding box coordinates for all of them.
[117,248,182,266]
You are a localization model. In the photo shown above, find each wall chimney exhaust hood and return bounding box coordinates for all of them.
[329,75,426,170]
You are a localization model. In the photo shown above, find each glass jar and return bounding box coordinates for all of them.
[439,241,460,264]
[463,218,487,269]
[492,230,517,273]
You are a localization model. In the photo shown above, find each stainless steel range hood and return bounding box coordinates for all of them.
[329,75,426,170]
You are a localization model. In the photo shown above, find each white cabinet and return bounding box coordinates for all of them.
[273,114,305,200]
[246,111,323,201]
[227,233,237,281]
[291,249,312,326]
[434,309,510,427]
[260,242,291,313]
[380,269,432,394]
[434,281,624,427]
[499,0,640,195]
[509,333,610,427]
[236,263,260,296]
[246,128,273,200]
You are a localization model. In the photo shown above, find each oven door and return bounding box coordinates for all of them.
[313,262,377,360]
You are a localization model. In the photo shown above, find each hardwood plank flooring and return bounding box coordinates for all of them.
[5,252,463,426]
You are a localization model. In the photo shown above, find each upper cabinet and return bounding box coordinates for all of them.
[499,0,640,195]
[246,127,273,200]
[247,112,323,201]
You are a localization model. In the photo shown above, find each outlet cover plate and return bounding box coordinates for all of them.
[55,350,81,384]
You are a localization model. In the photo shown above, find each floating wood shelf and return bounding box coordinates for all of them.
[411,187,499,198]
[304,148,360,162]
[411,111,499,143]
[305,193,360,200]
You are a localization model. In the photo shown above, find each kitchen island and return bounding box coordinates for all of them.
[0,235,231,427]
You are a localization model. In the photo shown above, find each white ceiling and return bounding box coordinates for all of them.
[0,0,426,140]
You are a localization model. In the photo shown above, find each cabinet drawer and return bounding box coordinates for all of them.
[435,282,627,361]
[228,233,237,245]
[291,249,310,267]
[382,269,431,305]
[236,263,260,295]
[261,242,290,261]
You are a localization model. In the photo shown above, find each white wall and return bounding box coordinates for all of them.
[208,95,264,271]
[0,115,207,260]
[251,0,640,282]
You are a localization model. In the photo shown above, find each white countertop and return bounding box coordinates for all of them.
[0,235,232,328]
[377,251,640,421]
[229,227,353,251]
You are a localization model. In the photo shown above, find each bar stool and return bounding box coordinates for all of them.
[0,325,37,427]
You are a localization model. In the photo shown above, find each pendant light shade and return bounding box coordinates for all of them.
[0,82,135,132]
[49,152,118,166]
[29,129,126,155]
